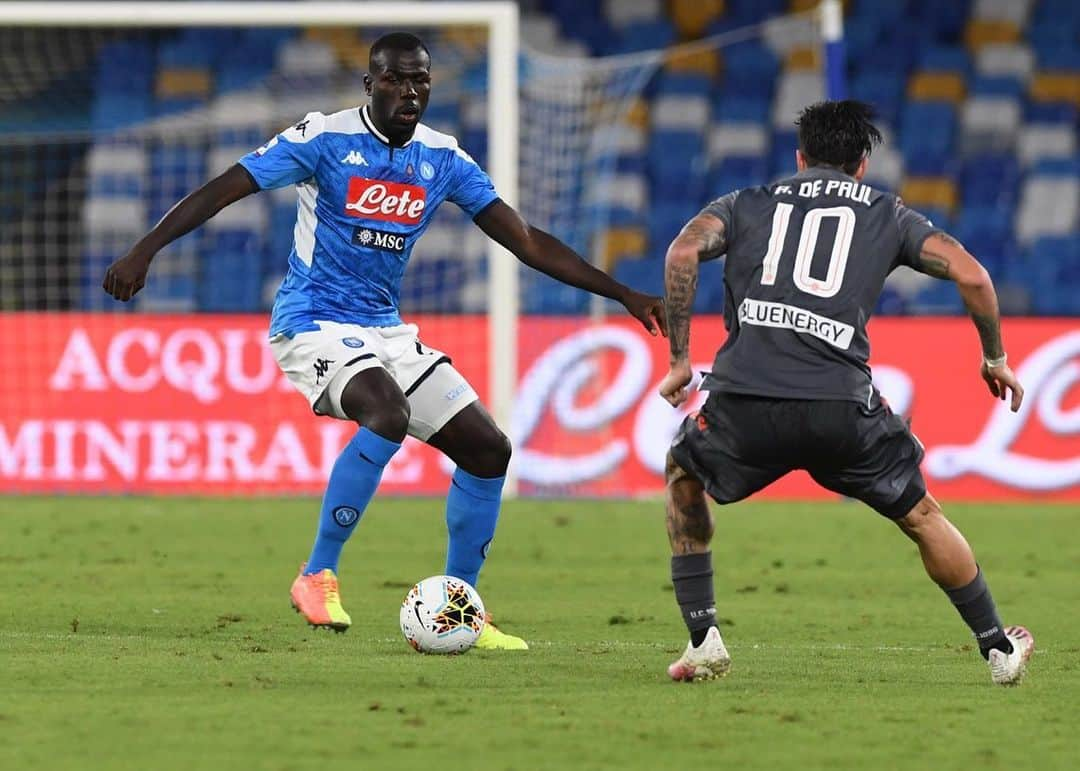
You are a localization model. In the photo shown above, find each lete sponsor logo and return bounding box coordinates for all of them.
[344,177,426,224]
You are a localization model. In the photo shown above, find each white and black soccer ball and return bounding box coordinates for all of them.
[399,575,486,654]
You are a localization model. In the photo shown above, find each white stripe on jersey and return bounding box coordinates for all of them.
[294,178,318,266]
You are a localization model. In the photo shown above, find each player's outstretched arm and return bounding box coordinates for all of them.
[473,200,666,336]
[102,165,258,301]
[659,212,727,407]
[914,232,1024,412]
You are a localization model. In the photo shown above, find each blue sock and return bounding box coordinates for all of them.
[444,468,505,588]
[304,427,400,575]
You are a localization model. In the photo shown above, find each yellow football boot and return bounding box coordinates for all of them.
[290,564,351,633]
[474,612,528,650]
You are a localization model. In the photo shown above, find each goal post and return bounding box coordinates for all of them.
[0,0,520,486]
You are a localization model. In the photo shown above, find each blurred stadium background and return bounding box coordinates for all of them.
[0,0,1076,499]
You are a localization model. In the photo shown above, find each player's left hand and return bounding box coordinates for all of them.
[659,361,693,407]
[621,290,667,337]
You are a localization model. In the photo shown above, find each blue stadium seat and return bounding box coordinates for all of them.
[614,20,675,54]
[1023,102,1077,124]
[613,256,663,296]
[693,259,725,313]
[709,155,768,195]
[969,76,1025,98]
[909,280,964,314]
[899,102,956,173]
[522,274,591,314]
[851,69,906,124]
[918,46,971,76]
[198,231,264,312]
[960,154,1019,208]
[714,96,771,124]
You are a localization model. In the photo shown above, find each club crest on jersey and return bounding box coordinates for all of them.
[340,150,369,166]
[344,177,427,225]
[419,160,435,180]
[352,225,407,254]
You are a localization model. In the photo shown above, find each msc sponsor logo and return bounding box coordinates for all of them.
[341,337,365,349]
[352,226,408,254]
[344,177,427,224]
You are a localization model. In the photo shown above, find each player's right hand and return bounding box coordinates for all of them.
[659,362,694,407]
[102,251,152,302]
[981,361,1024,412]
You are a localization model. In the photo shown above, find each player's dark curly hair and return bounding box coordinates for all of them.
[369,32,430,69]
[795,100,883,176]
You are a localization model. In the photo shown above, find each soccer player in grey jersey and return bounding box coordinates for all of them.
[657,100,1033,685]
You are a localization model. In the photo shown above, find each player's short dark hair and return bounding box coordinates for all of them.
[795,100,883,175]
[369,32,430,70]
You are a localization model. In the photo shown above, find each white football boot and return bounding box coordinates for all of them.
[988,625,1035,686]
[667,626,731,682]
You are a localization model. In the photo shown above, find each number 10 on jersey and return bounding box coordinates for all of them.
[760,203,856,298]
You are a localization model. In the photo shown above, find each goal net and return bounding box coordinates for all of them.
[0,2,825,497]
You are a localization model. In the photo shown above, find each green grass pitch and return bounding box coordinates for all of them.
[2,496,1077,771]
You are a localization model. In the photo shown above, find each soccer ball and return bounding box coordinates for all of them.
[399,575,486,654]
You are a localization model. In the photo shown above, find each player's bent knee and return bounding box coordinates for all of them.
[665,451,692,487]
[470,429,512,477]
[895,491,944,539]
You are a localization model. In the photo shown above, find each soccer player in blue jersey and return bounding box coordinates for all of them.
[103,32,664,650]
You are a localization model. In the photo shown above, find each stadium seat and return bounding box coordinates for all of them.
[964,20,1021,51]
[599,227,649,268]
[1015,177,1080,243]
[709,155,768,196]
[666,48,722,78]
[959,154,1020,208]
[908,72,967,103]
[1016,124,1077,167]
[919,47,972,77]
[773,71,824,128]
[1029,72,1080,107]
[974,43,1035,82]
[708,123,768,163]
[960,96,1021,152]
[670,0,724,39]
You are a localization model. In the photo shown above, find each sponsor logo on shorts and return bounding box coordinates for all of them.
[738,298,855,350]
[333,506,360,527]
[341,337,365,349]
[445,383,470,401]
[352,226,407,254]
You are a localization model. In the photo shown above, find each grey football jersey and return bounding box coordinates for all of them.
[700,167,941,404]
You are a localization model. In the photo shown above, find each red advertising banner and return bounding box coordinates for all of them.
[0,313,1077,500]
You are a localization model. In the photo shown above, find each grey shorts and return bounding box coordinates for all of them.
[669,392,927,519]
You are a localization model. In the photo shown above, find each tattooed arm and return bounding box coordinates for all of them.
[914,232,1024,411]
[658,213,727,406]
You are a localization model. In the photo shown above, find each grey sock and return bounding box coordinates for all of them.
[672,552,716,646]
[943,567,1011,659]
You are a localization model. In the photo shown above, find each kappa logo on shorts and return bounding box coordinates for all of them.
[313,358,334,383]
[341,337,365,349]
[333,506,360,528]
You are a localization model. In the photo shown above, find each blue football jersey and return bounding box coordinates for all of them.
[238,106,499,335]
